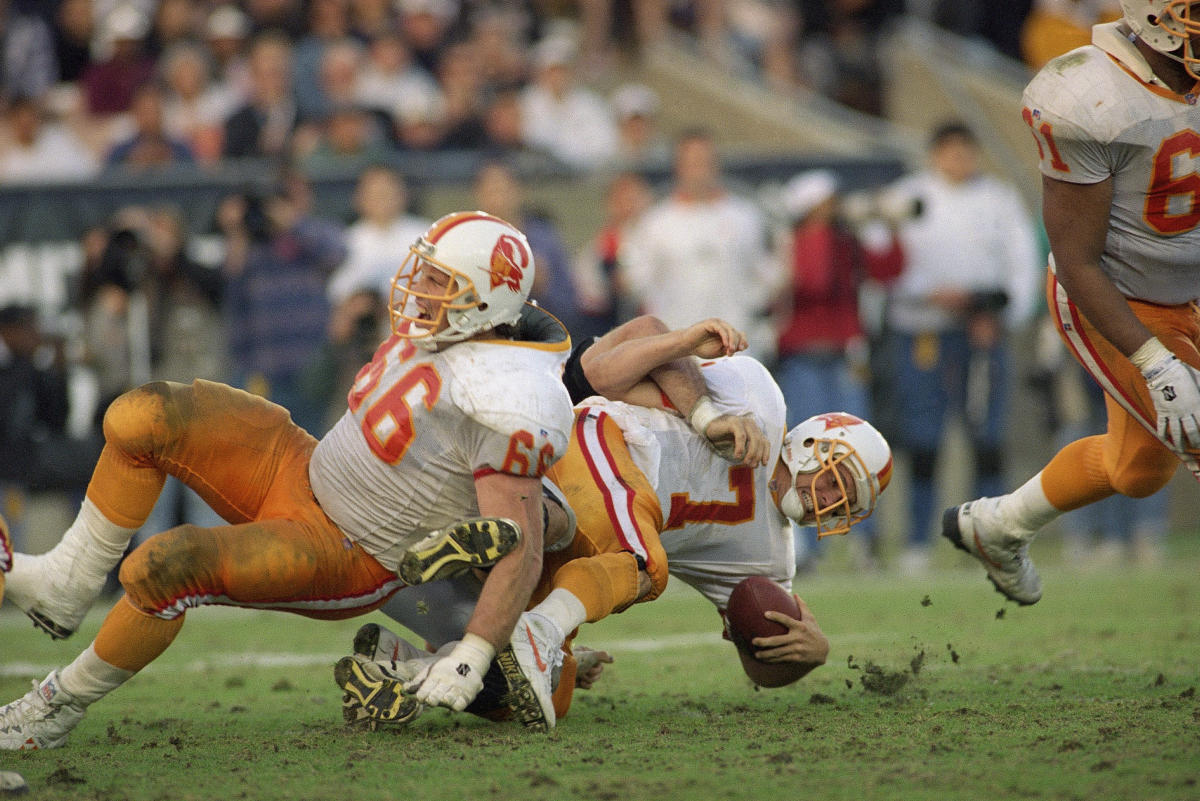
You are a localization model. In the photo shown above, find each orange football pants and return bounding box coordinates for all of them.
[1043,270,1200,509]
[87,380,401,673]
[536,406,669,717]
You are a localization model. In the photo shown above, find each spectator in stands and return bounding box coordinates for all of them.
[880,122,1040,574]
[350,0,401,40]
[472,160,597,341]
[391,91,447,151]
[519,32,619,171]
[571,171,654,336]
[611,82,670,168]
[294,0,354,121]
[1,0,58,105]
[218,178,347,436]
[53,0,96,85]
[468,8,531,92]
[771,169,905,570]
[223,32,299,160]
[794,0,899,117]
[0,96,99,183]
[355,32,440,124]
[622,128,778,360]
[104,83,197,170]
[294,103,389,170]
[477,87,532,157]
[435,40,489,149]
[244,0,307,40]
[0,305,100,499]
[159,41,238,164]
[82,4,156,117]
[396,0,457,75]
[202,4,252,100]
[327,165,430,306]
[147,0,200,60]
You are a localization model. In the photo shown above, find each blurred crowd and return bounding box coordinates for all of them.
[1,0,1167,573]
[0,0,1072,182]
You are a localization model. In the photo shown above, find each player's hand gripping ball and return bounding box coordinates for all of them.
[725,575,802,651]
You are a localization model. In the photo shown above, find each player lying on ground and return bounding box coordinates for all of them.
[0,211,577,750]
[335,319,893,728]
[942,0,1200,605]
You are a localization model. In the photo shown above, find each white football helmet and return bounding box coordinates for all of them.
[1121,0,1200,78]
[779,412,892,538]
[390,211,534,349]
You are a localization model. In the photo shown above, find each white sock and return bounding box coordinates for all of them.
[998,471,1061,541]
[67,498,140,568]
[533,589,586,637]
[57,645,134,707]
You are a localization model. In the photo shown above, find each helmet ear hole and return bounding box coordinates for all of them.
[802,437,816,448]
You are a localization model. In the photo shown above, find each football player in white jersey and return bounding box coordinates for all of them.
[943,0,1200,605]
[339,319,892,726]
[0,211,575,749]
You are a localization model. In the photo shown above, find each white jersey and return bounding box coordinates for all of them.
[1022,22,1200,304]
[577,354,792,609]
[309,322,573,572]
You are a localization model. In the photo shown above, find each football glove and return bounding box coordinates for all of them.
[1132,337,1200,454]
[406,633,494,712]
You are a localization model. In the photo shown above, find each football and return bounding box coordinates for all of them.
[725,575,801,649]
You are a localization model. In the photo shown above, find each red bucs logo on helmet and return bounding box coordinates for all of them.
[489,233,530,292]
[814,412,864,431]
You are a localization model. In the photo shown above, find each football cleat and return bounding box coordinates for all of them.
[352,623,424,663]
[495,611,563,733]
[0,671,86,750]
[333,655,424,730]
[942,500,1042,605]
[398,517,521,586]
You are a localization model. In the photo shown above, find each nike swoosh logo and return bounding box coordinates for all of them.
[524,624,548,672]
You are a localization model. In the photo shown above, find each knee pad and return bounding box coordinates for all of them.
[118,525,212,614]
[102,382,177,460]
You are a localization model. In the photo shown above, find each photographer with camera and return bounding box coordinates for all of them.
[879,122,1041,574]
[770,169,905,571]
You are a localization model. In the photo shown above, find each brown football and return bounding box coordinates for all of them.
[726,575,801,649]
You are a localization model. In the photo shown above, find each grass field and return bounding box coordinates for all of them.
[2,534,1199,801]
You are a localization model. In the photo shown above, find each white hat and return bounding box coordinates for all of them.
[102,4,149,42]
[205,6,250,40]
[534,34,577,70]
[781,170,839,219]
[611,83,659,120]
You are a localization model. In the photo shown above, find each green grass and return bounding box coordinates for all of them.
[2,535,1199,801]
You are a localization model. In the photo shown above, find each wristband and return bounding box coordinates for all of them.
[689,395,721,436]
[451,633,497,675]
[1129,337,1173,374]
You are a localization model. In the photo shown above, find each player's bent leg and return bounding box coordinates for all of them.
[398,517,521,586]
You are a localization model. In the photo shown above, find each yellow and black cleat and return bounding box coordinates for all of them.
[398,517,521,586]
[333,656,423,730]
